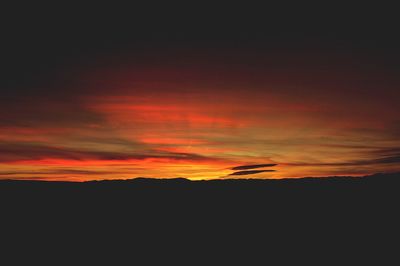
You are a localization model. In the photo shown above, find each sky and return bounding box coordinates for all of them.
[1,5,400,181]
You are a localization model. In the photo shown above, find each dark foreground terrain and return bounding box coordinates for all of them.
[1,173,399,263]
[2,172,400,206]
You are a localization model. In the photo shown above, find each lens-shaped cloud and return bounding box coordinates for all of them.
[229,170,276,176]
[231,164,278,171]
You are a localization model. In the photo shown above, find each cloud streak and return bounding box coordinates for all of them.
[229,170,276,176]
[0,169,119,176]
[231,164,277,170]
[0,142,213,163]
[287,147,400,167]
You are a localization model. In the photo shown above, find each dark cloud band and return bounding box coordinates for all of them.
[231,164,277,170]
[229,170,276,176]
[0,142,212,163]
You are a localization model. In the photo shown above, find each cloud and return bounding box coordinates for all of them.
[369,147,400,165]
[229,170,276,176]
[0,169,118,176]
[371,147,400,155]
[0,142,213,163]
[288,147,400,167]
[231,164,277,170]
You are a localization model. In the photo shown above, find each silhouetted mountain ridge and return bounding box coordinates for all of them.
[1,172,398,184]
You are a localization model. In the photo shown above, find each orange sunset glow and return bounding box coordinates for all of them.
[1,46,400,181]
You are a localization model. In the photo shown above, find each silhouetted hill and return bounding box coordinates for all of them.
[1,171,399,187]
[1,172,399,211]
[1,172,399,263]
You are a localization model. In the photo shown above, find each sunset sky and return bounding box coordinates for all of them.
[1,7,399,181]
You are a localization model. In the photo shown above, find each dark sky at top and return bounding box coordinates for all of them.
[2,3,399,97]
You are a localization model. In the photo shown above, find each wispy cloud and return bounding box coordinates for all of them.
[0,142,214,163]
[0,169,119,176]
[287,147,400,167]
